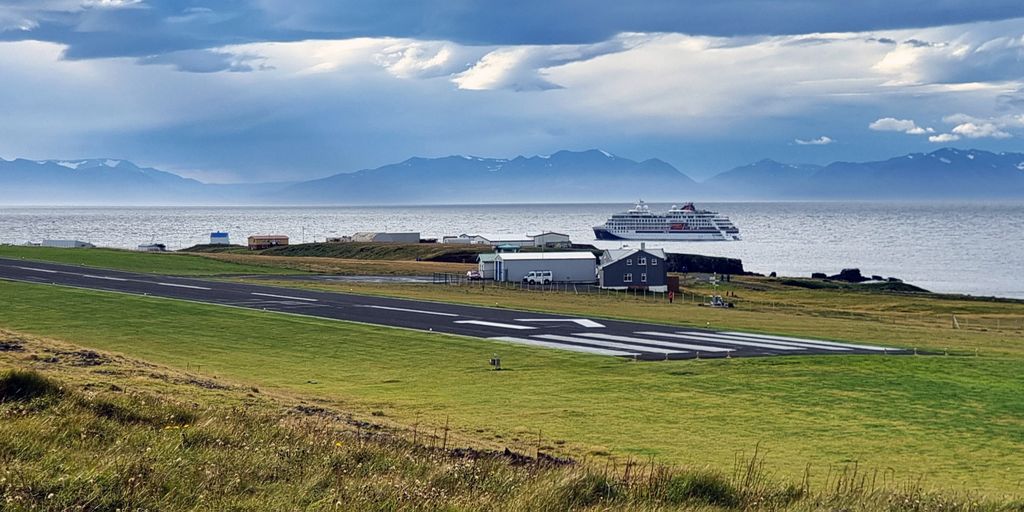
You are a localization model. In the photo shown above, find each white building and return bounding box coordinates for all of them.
[493,252,597,283]
[41,240,94,249]
[442,233,535,247]
[530,232,572,248]
[477,253,498,279]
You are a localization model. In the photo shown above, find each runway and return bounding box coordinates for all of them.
[0,257,906,361]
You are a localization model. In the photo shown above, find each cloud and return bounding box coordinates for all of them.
[138,49,268,73]
[950,121,1011,139]
[941,113,1022,139]
[3,1,1024,66]
[868,117,934,134]
[794,136,834,145]
[928,133,960,142]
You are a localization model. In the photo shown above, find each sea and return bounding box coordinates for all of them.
[1,201,1022,299]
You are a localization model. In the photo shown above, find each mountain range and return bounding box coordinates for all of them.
[2,148,1023,205]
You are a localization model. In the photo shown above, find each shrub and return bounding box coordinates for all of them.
[663,470,739,507]
[0,369,62,402]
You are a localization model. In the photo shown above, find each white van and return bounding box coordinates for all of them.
[522,270,553,285]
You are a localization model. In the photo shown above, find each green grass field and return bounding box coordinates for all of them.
[0,245,306,276]
[1,279,1021,497]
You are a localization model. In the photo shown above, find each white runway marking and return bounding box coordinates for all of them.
[515,318,605,328]
[157,282,211,290]
[455,320,536,330]
[360,305,458,317]
[489,336,637,357]
[533,334,680,355]
[721,331,892,351]
[16,266,57,273]
[684,332,846,351]
[81,274,128,282]
[572,332,733,352]
[251,292,318,302]
[640,332,805,351]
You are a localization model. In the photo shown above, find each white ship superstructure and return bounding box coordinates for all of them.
[593,201,740,241]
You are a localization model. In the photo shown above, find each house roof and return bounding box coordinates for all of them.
[601,248,667,268]
[530,232,570,238]
[496,252,595,261]
[477,253,498,263]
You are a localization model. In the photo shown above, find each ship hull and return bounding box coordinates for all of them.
[594,227,738,241]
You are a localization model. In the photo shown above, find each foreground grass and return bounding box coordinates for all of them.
[3,336,1022,511]
[0,245,306,276]
[1,281,1022,497]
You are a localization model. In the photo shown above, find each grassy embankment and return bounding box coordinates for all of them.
[0,244,474,276]
[0,279,1022,498]
[0,245,306,276]
[6,334,1018,511]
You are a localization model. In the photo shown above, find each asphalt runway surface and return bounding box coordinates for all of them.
[0,257,907,361]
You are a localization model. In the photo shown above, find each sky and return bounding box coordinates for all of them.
[2,1,1024,182]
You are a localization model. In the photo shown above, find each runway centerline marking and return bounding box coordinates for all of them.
[359,305,458,317]
[454,320,535,330]
[81,274,128,282]
[515,318,605,328]
[251,292,318,302]
[157,282,211,290]
[572,332,733,352]
[489,336,637,357]
[16,266,58,273]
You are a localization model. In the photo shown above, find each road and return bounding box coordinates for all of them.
[0,257,905,361]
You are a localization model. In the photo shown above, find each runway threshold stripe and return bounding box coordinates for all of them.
[532,334,679,355]
[454,320,535,330]
[720,331,893,351]
[572,332,733,353]
[157,282,212,290]
[360,305,458,317]
[81,274,128,282]
[489,337,637,357]
[683,332,848,351]
[636,332,803,351]
[251,292,318,302]
[16,266,58,273]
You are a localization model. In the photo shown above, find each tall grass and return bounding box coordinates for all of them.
[1,369,1019,511]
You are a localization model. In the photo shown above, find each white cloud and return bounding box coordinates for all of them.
[951,121,1011,139]
[869,117,918,132]
[795,136,834,145]
[869,117,935,135]
[928,133,960,142]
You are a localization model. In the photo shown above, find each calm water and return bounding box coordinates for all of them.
[1,202,1022,298]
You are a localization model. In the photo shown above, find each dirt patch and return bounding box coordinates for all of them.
[0,340,25,352]
[54,349,110,367]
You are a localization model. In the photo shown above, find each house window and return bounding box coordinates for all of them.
[639,257,647,265]
[626,259,632,266]
[641,273,647,283]
[651,258,658,266]
[624,273,633,283]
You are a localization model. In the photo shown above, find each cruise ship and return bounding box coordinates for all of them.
[593,201,740,241]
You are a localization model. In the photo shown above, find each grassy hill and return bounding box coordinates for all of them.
[2,332,1020,511]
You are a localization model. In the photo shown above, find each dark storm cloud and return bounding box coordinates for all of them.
[2,0,1023,65]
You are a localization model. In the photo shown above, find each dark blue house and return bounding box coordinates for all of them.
[598,246,668,291]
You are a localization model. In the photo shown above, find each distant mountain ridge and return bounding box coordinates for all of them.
[2,148,1023,204]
